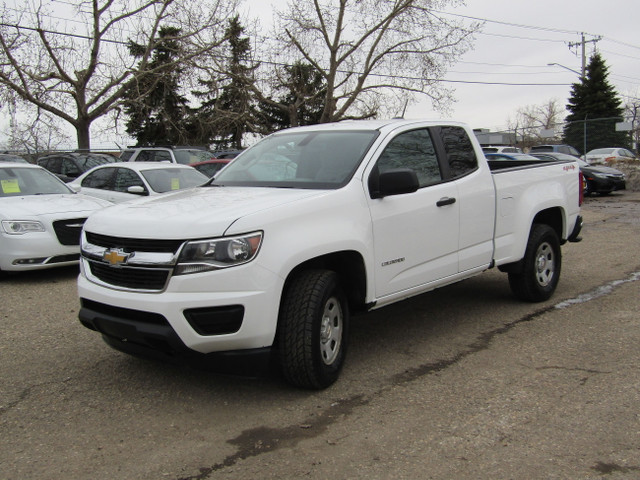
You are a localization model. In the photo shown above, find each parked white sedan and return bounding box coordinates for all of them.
[585,147,637,164]
[68,162,208,203]
[1,162,113,272]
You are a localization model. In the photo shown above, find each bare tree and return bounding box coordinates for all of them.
[1,97,70,154]
[624,100,639,152]
[507,99,563,149]
[0,0,237,150]
[272,0,479,122]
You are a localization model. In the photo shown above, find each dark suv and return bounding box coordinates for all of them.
[37,152,117,182]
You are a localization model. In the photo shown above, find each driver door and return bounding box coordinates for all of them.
[367,128,460,299]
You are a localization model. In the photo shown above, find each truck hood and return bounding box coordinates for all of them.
[0,193,112,219]
[83,186,327,239]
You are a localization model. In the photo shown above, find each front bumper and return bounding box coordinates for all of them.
[79,298,272,375]
[588,177,626,193]
[77,259,284,357]
[0,232,80,271]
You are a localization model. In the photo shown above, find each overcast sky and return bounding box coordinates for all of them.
[246,0,640,133]
[3,0,639,149]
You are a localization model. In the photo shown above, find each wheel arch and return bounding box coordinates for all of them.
[281,250,368,316]
[532,207,564,240]
[499,207,564,274]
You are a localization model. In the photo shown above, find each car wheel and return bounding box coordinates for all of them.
[508,224,561,302]
[277,270,349,389]
[583,181,592,196]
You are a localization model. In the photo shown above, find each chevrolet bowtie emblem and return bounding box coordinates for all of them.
[103,248,131,266]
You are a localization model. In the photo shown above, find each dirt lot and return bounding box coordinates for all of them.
[2,192,640,480]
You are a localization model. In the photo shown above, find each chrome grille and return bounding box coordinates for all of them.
[85,232,183,253]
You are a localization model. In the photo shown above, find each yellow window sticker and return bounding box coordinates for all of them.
[171,178,180,190]
[1,179,20,194]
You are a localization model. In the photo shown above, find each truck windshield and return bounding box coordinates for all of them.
[211,130,379,189]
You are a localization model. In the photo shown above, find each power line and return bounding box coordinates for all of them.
[435,9,640,51]
[478,31,570,43]
[0,22,128,46]
[432,9,595,36]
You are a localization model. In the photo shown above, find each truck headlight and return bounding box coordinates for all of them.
[175,232,263,275]
[1,220,45,234]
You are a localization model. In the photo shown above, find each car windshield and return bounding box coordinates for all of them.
[212,130,379,189]
[0,166,72,197]
[173,149,215,165]
[141,168,208,193]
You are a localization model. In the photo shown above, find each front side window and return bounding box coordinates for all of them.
[375,129,442,187]
[114,168,145,193]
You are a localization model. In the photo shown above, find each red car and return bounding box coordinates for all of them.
[190,150,243,177]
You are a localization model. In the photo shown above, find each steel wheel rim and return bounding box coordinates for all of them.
[535,241,555,287]
[319,296,343,365]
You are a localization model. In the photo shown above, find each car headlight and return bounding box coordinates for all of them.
[1,220,45,235]
[175,231,263,275]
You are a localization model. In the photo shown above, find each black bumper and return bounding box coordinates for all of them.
[79,298,273,377]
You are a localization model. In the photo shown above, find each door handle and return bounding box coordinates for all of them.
[436,197,456,207]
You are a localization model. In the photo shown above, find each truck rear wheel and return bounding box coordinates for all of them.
[508,224,561,302]
[277,270,348,389]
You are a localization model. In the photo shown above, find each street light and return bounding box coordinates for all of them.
[547,63,582,78]
[548,63,586,154]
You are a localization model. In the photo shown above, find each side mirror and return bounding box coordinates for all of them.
[127,185,147,195]
[371,168,419,199]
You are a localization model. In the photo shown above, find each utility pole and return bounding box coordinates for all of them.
[568,33,602,79]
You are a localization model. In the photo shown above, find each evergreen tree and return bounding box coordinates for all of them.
[124,26,191,145]
[563,53,629,153]
[192,16,259,149]
[258,62,327,133]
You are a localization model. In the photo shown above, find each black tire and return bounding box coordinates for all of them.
[277,270,349,389]
[583,181,592,196]
[508,224,561,302]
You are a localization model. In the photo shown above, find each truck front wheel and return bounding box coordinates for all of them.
[508,224,561,302]
[277,270,349,389]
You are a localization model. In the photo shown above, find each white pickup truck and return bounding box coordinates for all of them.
[78,119,582,389]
